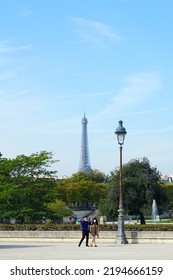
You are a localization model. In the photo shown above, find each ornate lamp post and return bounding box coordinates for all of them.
[115,120,127,245]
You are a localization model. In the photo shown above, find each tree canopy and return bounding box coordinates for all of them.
[0,151,70,223]
[70,169,107,183]
[56,170,107,209]
[99,157,167,219]
[161,183,173,213]
[0,152,170,224]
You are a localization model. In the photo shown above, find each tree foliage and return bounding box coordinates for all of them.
[46,199,73,218]
[0,151,68,223]
[161,183,173,211]
[70,169,106,183]
[100,158,167,219]
[0,154,107,223]
[56,170,107,208]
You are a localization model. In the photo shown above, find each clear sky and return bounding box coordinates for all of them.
[0,0,173,177]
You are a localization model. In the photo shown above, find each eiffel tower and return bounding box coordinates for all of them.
[79,113,91,172]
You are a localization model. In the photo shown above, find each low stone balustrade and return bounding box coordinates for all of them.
[0,230,173,243]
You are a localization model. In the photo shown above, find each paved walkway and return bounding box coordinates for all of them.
[0,241,173,260]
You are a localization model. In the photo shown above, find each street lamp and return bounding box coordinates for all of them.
[115,120,127,245]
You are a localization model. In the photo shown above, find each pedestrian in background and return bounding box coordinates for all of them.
[78,216,90,247]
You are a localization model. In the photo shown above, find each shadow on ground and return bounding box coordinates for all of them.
[0,244,51,250]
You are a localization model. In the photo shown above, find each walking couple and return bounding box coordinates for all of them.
[78,216,99,247]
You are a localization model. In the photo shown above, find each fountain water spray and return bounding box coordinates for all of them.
[152,199,158,223]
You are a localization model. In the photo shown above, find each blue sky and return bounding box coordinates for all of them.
[0,0,173,177]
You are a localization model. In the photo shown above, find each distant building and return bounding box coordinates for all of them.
[55,175,68,180]
[78,113,92,172]
[160,174,173,184]
[39,175,68,181]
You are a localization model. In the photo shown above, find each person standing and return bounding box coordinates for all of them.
[78,216,90,247]
[90,218,99,247]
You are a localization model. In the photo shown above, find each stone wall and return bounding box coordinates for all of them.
[0,231,173,243]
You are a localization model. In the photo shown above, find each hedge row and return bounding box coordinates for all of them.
[0,223,173,231]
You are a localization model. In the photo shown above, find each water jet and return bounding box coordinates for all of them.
[152,199,158,223]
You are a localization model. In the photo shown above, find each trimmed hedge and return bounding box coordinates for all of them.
[0,223,80,231]
[0,223,173,231]
[124,223,173,231]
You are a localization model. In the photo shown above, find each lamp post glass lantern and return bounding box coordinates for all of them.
[115,120,127,245]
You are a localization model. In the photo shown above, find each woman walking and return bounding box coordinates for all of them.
[90,218,99,247]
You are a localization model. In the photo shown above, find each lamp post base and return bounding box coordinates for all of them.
[116,208,126,245]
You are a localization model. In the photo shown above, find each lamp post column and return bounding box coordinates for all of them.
[115,120,127,245]
[116,144,125,245]
[119,145,123,209]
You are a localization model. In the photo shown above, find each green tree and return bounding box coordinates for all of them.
[161,183,173,212]
[0,151,61,223]
[70,169,106,183]
[100,158,167,219]
[56,170,107,209]
[46,199,73,221]
[65,181,107,207]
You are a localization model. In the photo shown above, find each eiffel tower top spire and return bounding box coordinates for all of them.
[79,113,91,172]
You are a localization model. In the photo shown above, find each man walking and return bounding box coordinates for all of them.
[78,216,90,247]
